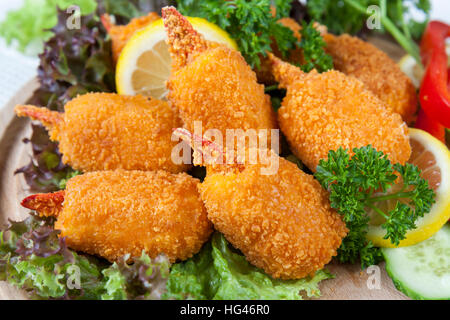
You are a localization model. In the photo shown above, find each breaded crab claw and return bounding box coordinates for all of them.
[323,33,418,123]
[268,53,411,172]
[173,128,347,280]
[21,170,212,263]
[15,93,189,173]
[101,12,160,63]
[162,7,277,143]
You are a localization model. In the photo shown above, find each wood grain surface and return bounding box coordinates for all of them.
[0,38,410,300]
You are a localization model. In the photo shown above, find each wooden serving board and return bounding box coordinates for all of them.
[0,37,410,300]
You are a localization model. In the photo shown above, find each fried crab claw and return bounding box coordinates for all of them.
[19,170,212,263]
[173,128,224,166]
[14,105,63,129]
[101,12,161,63]
[100,14,113,32]
[21,191,65,218]
[173,128,244,173]
[268,52,411,171]
[161,6,208,70]
[267,52,308,88]
[15,93,189,173]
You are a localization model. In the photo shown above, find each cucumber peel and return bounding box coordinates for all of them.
[382,224,450,300]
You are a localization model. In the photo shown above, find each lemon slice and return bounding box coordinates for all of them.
[398,44,450,88]
[367,128,450,248]
[116,18,237,99]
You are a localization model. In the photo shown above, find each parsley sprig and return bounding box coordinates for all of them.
[176,0,298,68]
[298,21,333,73]
[315,146,435,268]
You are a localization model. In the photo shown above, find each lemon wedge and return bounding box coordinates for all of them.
[367,128,450,247]
[116,18,237,99]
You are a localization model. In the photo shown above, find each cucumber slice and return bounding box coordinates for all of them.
[382,224,450,300]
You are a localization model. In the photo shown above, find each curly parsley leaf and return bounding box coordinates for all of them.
[315,146,435,268]
[298,21,333,73]
[359,241,384,269]
[176,0,298,68]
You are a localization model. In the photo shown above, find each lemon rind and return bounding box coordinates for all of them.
[116,17,237,96]
[367,128,450,248]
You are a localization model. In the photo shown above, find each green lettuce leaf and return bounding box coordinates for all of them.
[165,233,333,300]
[1,217,332,300]
[102,253,170,300]
[0,216,103,299]
[0,0,171,54]
[0,215,170,300]
[165,241,220,299]
[0,0,97,54]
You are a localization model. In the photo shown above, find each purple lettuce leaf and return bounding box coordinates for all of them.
[15,124,79,192]
[0,215,171,300]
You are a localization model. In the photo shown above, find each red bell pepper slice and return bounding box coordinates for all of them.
[448,67,450,92]
[415,109,446,143]
[419,21,450,128]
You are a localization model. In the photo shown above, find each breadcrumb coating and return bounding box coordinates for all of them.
[57,93,189,173]
[270,54,411,171]
[102,12,160,63]
[163,7,277,139]
[167,45,277,137]
[16,93,189,173]
[200,155,347,279]
[324,34,418,122]
[162,7,208,70]
[54,170,212,262]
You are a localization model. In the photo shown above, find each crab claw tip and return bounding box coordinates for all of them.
[161,6,207,69]
[21,191,65,218]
